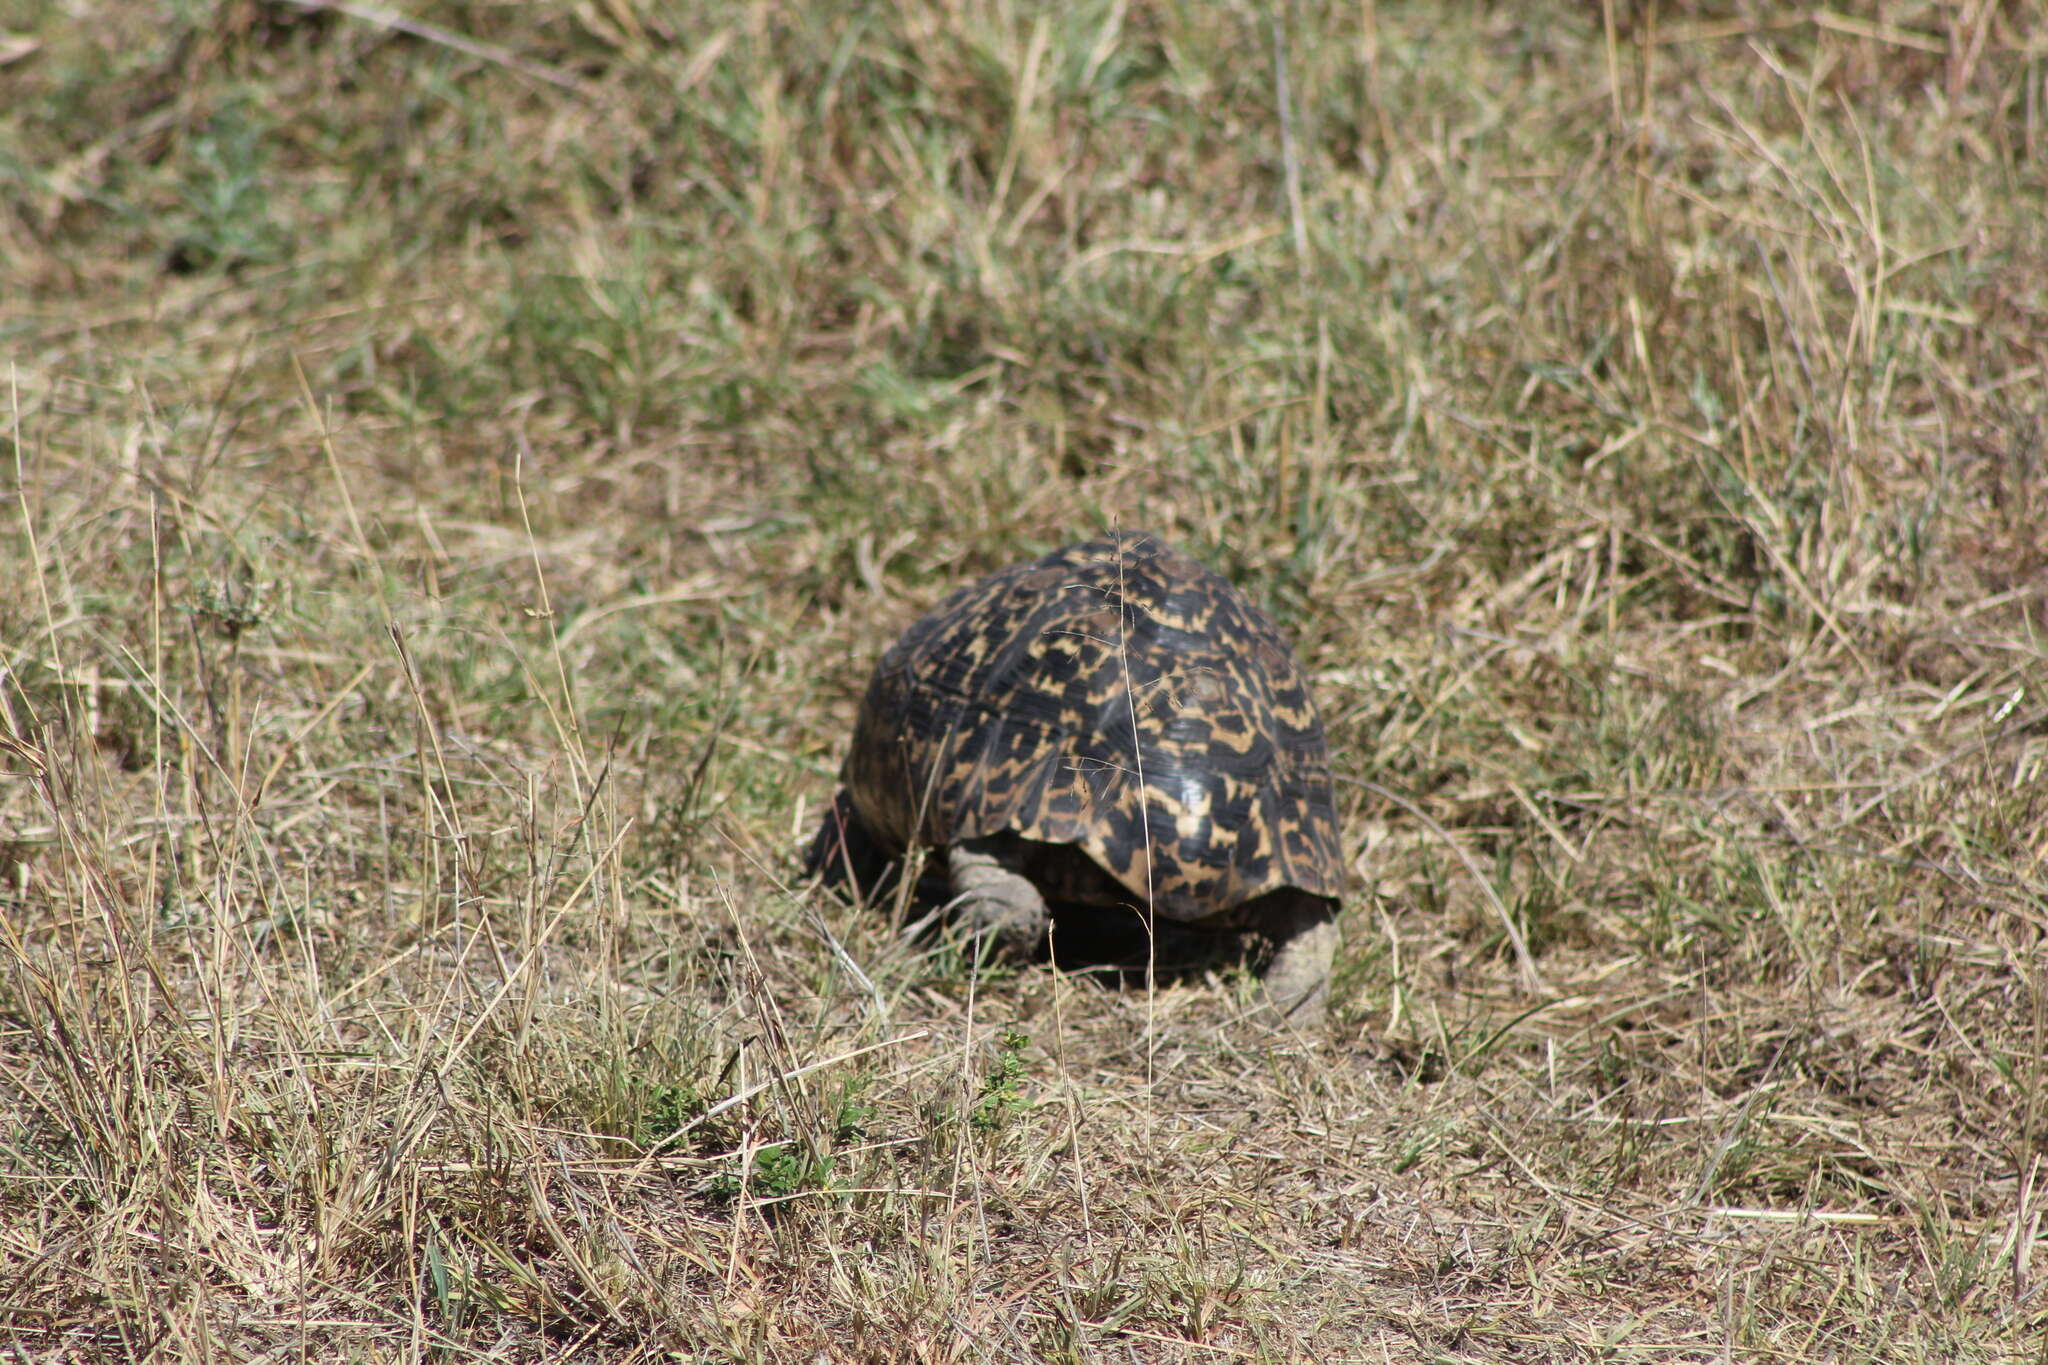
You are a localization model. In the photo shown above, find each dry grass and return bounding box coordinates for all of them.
[3,1,2046,1359]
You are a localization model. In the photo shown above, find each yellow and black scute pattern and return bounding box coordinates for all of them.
[840,532,1340,923]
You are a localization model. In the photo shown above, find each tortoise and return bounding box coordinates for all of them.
[808,531,1342,1023]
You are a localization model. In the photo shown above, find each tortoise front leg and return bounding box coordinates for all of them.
[946,839,1048,958]
[1260,894,1339,1026]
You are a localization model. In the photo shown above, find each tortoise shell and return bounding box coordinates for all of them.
[831,531,1340,923]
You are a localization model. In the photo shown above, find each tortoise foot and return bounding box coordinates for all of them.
[946,840,1049,959]
[1260,894,1338,1027]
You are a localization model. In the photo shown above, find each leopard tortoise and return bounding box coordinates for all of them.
[808,531,1342,1023]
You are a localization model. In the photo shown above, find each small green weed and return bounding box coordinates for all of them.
[635,1081,711,1156]
[703,1078,876,1204]
[971,1029,1031,1133]
[165,94,289,274]
[708,1141,836,1204]
[831,1077,876,1145]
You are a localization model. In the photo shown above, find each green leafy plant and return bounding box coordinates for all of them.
[636,1081,710,1156]
[971,1029,1031,1132]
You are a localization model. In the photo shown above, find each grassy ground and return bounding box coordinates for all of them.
[4,1,2046,1359]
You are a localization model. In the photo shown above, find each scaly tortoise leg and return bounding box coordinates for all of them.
[1260,894,1339,1026]
[945,839,1048,959]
